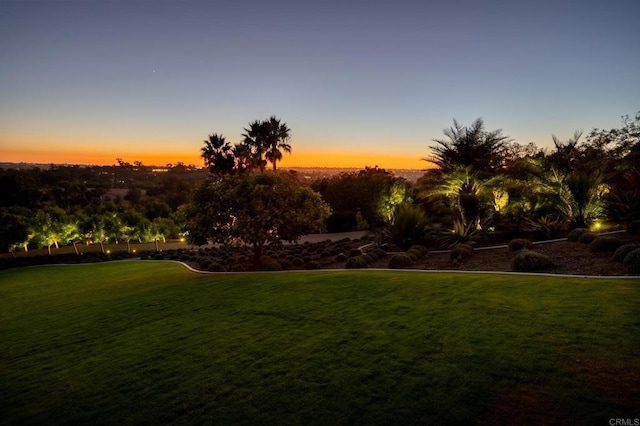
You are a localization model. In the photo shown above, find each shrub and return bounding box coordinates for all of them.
[362,253,376,263]
[588,236,626,253]
[373,247,386,258]
[207,262,226,272]
[335,253,347,262]
[508,238,532,252]
[450,244,474,262]
[628,220,640,235]
[623,248,640,274]
[348,248,362,258]
[345,256,368,269]
[230,264,246,272]
[262,261,282,271]
[407,248,425,260]
[408,245,429,256]
[612,244,639,262]
[577,232,597,244]
[305,260,322,270]
[388,254,413,269]
[279,259,294,270]
[567,228,589,242]
[291,257,305,267]
[510,250,554,272]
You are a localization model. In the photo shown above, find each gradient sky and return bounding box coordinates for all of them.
[1,0,638,169]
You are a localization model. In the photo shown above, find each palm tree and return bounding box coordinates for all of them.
[264,115,292,170]
[426,118,510,175]
[201,133,236,177]
[242,120,268,172]
[547,130,583,173]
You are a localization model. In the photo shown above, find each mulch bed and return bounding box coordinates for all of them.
[366,232,640,276]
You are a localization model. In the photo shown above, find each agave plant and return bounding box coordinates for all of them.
[438,218,483,249]
[380,203,432,250]
[524,215,567,239]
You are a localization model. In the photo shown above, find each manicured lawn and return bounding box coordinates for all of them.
[1,262,638,424]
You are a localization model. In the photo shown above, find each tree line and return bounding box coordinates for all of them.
[1,111,638,259]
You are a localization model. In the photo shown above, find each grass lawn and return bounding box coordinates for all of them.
[1,262,638,425]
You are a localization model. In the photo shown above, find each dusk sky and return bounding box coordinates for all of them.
[1,0,638,169]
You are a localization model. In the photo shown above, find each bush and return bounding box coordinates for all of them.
[588,236,625,253]
[345,256,368,269]
[230,264,246,272]
[305,260,322,270]
[408,245,429,256]
[567,228,589,242]
[388,254,413,269]
[362,253,376,263]
[508,238,532,252]
[373,247,386,258]
[207,262,226,272]
[577,232,597,244]
[407,248,425,260]
[623,248,640,274]
[450,244,474,262]
[348,248,362,258]
[263,261,282,271]
[612,244,639,262]
[279,259,294,270]
[628,220,640,235]
[510,250,554,272]
[335,253,347,262]
[291,257,305,267]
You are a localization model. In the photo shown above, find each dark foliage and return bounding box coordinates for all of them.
[510,250,554,272]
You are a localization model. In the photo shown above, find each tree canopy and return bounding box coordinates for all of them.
[426,118,511,174]
[185,172,330,263]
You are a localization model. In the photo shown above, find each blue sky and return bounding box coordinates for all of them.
[0,0,638,168]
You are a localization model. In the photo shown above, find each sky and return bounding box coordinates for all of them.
[0,0,638,169]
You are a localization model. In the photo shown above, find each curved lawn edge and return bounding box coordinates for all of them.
[163,259,640,280]
[2,258,637,280]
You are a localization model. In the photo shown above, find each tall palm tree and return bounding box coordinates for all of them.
[201,133,236,177]
[242,120,268,172]
[264,115,292,170]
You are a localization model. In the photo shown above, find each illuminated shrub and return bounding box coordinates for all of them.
[623,248,640,274]
[510,250,554,272]
[508,238,532,252]
[613,244,639,262]
[567,228,589,242]
[588,236,625,253]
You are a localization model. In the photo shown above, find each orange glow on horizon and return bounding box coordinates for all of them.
[1,138,433,170]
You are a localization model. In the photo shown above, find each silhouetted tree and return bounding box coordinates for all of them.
[201,133,236,177]
[264,115,292,170]
[242,120,268,172]
[426,118,510,175]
